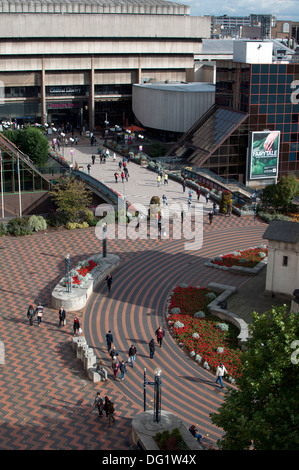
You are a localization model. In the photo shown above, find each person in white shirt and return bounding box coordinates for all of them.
[215,362,227,388]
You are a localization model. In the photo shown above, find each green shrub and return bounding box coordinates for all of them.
[154,428,189,450]
[7,217,33,236]
[66,221,89,230]
[28,215,47,231]
[81,209,98,226]
[0,223,7,236]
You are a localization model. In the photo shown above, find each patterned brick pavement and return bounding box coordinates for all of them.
[0,207,267,450]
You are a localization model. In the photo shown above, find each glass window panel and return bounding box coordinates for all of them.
[289,153,296,162]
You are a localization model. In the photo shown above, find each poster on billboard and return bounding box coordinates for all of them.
[249,130,280,179]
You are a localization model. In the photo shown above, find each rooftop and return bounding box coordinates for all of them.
[263,219,299,244]
[0,0,190,14]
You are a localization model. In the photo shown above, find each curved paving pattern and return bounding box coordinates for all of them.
[83,216,266,447]
[0,146,267,450]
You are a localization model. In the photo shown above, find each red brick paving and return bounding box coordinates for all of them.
[0,209,267,450]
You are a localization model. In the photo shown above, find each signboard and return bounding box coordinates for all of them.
[249,130,280,179]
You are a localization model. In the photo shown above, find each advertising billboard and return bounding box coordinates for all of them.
[249,130,280,179]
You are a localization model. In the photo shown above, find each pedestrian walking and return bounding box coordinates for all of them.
[107,400,116,426]
[128,345,137,368]
[162,194,167,207]
[118,160,122,170]
[164,173,168,185]
[73,316,81,336]
[35,302,43,326]
[227,204,232,217]
[114,172,119,183]
[120,360,127,380]
[58,306,66,327]
[187,198,192,212]
[197,187,201,201]
[113,152,116,161]
[93,392,104,417]
[106,273,112,292]
[87,163,91,174]
[96,361,108,381]
[215,362,227,388]
[155,326,165,348]
[92,154,95,164]
[182,180,186,192]
[157,174,161,187]
[149,338,155,359]
[208,210,213,224]
[27,304,35,325]
[124,166,129,181]
[103,396,110,418]
[121,171,125,182]
[106,330,113,351]
[110,347,119,359]
[205,193,209,204]
[112,357,119,381]
[213,202,217,215]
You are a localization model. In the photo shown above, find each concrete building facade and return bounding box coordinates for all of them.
[0,0,211,131]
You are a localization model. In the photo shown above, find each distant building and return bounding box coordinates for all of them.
[0,0,211,131]
[165,40,299,186]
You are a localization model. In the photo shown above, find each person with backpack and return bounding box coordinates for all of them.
[120,360,127,380]
[27,304,35,326]
[155,326,165,348]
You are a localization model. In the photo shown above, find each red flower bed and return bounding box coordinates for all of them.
[211,246,268,269]
[168,286,243,380]
[72,259,98,285]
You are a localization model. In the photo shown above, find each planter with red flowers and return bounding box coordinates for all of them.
[166,285,243,383]
[52,253,120,311]
[204,245,268,275]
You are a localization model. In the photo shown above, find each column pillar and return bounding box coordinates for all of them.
[41,59,46,126]
[89,56,95,131]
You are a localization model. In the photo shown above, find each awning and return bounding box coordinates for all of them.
[125,125,145,133]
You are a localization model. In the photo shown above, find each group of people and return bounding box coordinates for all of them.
[27,302,44,326]
[93,393,116,426]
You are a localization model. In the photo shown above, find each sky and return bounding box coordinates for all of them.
[183,0,299,22]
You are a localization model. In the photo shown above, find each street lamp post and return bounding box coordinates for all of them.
[154,367,162,423]
[65,253,71,293]
[143,367,162,422]
[102,222,107,258]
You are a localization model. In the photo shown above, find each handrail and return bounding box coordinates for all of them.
[72,169,123,207]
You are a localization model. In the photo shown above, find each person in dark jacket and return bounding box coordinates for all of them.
[120,360,127,380]
[58,307,66,327]
[149,338,155,359]
[106,273,113,292]
[27,305,35,325]
[73,317,80,336]
[128,345,137,367]
[106,330,113,351]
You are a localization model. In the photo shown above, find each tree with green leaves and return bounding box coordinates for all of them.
[210,305,299,450]
[2,127,49,166]
[50,175,92,223]
[260,175,299,213]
